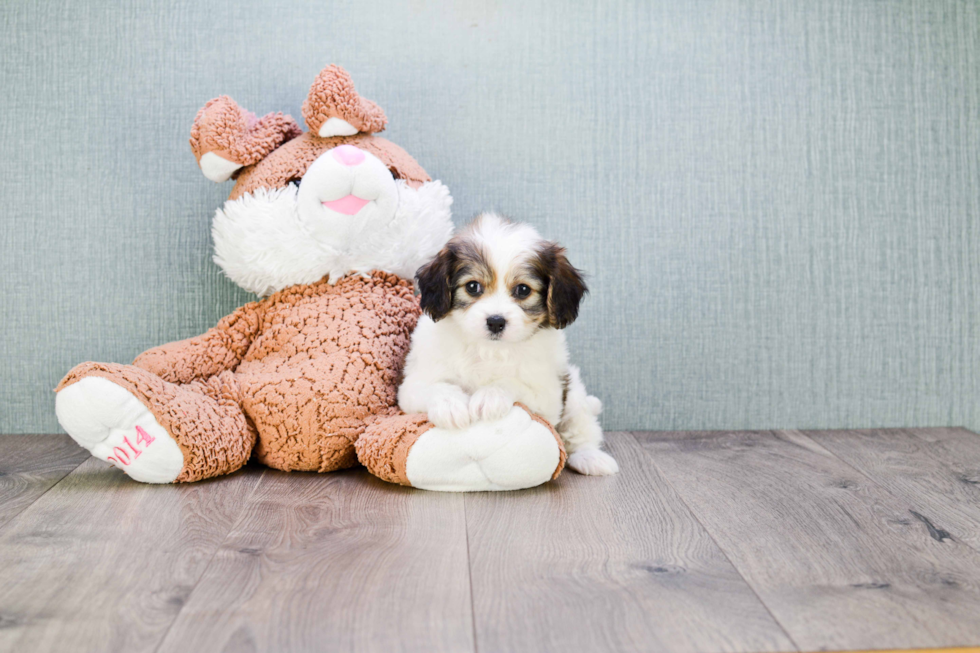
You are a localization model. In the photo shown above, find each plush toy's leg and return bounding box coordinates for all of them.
[55,363,256,483]
[356,404,566,492]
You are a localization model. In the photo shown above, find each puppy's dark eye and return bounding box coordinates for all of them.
[465,281,483,296]
[514,284,532,299]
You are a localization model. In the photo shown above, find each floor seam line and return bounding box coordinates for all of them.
[0,453,91,537]
[627,430,803,653]
[151,468,269,653]
[792,428,980,558]
[463,496,480,653]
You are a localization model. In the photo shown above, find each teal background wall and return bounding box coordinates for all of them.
[2,0,978,433]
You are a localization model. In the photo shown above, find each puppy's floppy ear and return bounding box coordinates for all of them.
[539,243,588,329]
[416,246,456,321]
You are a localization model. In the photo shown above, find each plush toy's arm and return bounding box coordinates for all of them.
[133,301,264,384]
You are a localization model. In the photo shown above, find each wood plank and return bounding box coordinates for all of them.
[807,428,980,551]
[821,649,980,653]
[156,467,474,653]
[0,458,261,653]
[0,434,89,530]
[636,429,980,652]
[464,432,795,653]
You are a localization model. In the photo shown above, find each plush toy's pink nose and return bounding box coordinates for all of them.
[332,144,365,166]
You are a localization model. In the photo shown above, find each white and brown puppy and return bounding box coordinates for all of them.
[398,212,618,476]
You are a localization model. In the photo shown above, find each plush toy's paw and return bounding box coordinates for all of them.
[358,405,567,492]
[427,389,472,430]
[468,386,514,422]
[302,64,388,137]
[406,405,566,491]
[55,377,185,483]
[190,95,302,182]
[567,448,620,476]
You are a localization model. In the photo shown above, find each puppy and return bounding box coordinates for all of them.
[398,212,619,476]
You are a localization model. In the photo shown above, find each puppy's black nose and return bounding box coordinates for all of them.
[486,315,507,335]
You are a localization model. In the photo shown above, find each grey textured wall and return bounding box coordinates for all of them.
[2,0,978,434]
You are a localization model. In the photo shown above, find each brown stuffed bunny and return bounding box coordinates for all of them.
[55,65,566,491]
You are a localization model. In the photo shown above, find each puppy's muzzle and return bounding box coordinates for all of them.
[486,315,507,335]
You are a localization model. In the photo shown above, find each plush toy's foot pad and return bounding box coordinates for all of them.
[403,405,564,492]
[56,377,184,483]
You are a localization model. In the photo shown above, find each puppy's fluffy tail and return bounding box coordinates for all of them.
[585,395,602,416]
[562,365,602,422]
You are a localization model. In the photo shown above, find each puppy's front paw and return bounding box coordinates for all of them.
[428,392,472,430]
[567,448,620,476]
[469,387,514,422]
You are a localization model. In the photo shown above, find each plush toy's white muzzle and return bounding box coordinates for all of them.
[296,146,399,252]
[212,145,454,296]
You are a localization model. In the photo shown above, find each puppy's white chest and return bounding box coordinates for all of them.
[458,353,564,424]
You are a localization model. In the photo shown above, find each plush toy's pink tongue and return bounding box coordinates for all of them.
[322,195,369,215]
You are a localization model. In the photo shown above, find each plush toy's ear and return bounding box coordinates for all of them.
[416,246,456,322]
[537,243,588,329]
[189,96,302,182]
[302,65,388,138]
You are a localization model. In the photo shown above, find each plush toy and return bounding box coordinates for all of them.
[55,65,566,492]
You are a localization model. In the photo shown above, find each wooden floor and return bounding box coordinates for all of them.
[2,429,980,653]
